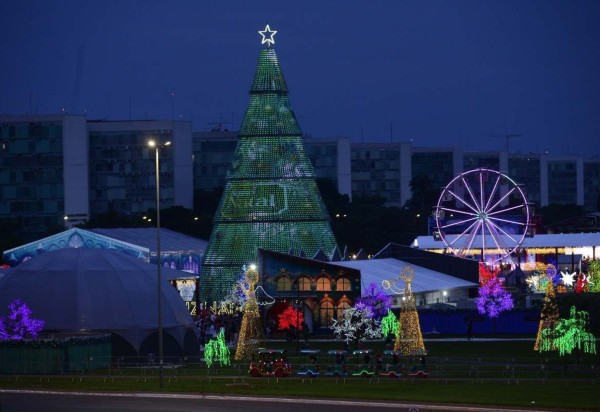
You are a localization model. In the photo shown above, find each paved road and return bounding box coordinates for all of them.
[0,390,554,412]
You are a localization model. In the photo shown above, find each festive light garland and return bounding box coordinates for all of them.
[204,327,231,368]
[539,306,597,356]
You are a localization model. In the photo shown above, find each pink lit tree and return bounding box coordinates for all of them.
[0,299,45,341]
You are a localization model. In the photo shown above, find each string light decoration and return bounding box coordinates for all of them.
[476,277,514,318]
[380,309,400,339]
[384,266,425,355]
[204,327,231,368]
[534,273,560,351]
[585,259,600,292]
[277,305,303,331]
[355,282,392,319]
[332,306,381,349]
[235,266,265,361]
[200,26,338,301]
[539,306,597,356]
[0,299,45,341]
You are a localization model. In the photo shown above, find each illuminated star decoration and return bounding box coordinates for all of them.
[258,24,277,47]
[560,271,576,287]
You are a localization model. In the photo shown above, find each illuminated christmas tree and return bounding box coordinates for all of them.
[200,25,338,301]
[235,266,264,361]
[534,274,560,351]
[394,267,425,355]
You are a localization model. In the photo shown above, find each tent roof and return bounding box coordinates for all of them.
[413,232,600,249]
[88,228,208,254]
[333,258,477,295]
[0,248,195,352]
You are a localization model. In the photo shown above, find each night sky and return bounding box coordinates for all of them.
[1,0,599,156]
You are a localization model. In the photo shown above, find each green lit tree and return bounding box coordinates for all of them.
[380,309,399,340]
[540,306,597,356]
[204,328,230,368]
[200,27,338,301]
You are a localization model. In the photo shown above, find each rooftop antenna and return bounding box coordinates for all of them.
[208,119,232,132]
[491,134,521,153]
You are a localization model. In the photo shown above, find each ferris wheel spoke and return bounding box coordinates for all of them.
[439,206,478,218]
[486,186,517,214]
[484,222,513,258]
[487,203,526,217]
[440,216,478,230]
[462,177,482,213]
[447,218,481,249]
[446,190,480,214]
[483,174,502,212]
[486,219,518,243]
[488,215,527,226]
[479,171,484,212]
[463,220,483,257]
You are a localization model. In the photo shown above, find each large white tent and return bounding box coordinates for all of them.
[334,257,477,296]
[0,248,198,357]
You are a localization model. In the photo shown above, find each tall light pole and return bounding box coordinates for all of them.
[148,139,171,389]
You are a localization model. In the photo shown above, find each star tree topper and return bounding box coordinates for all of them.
[258,24,277,47]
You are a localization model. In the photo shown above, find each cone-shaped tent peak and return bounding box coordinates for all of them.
[250,49,289,94]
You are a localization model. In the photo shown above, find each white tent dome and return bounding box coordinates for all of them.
[0,248,198,356]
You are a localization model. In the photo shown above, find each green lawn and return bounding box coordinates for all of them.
[1,339,598,410]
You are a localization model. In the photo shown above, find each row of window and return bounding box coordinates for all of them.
[276,276,352,292]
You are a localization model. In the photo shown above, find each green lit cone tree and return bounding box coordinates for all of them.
[200,29,338,302]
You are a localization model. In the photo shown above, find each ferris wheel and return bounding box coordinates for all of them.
[433,168,530,265]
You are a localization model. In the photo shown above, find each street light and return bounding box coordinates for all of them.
[148,139,171,389]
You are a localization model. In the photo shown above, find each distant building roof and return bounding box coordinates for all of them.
[334,258,477,295]
[413,232,600,250]
[88,228,207,254]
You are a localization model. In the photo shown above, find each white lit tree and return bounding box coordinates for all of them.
[332,306,381,349]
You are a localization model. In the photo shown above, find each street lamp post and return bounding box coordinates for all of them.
[148,139,171,389]
[295,278,301,355]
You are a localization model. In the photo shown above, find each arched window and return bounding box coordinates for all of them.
[276,277,292,291]
[336,301,351,319]
[336,277,351,291]
[298,276,311,291]
[316,277,331,291]
[319,301,334,326]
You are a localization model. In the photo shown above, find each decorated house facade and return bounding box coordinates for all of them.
[258,249,361,333]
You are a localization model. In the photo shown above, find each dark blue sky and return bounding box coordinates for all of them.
[1,0,599,156]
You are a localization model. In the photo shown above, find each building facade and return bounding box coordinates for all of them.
[88,120,193,215]
[0,115,193,242]
[0,115,88,241]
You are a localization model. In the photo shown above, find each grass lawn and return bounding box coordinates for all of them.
[1,339,598,410]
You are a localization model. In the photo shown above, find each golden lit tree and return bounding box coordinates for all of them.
[235,266,264,361]
[392,267,425,355]
[534,271,560,351]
